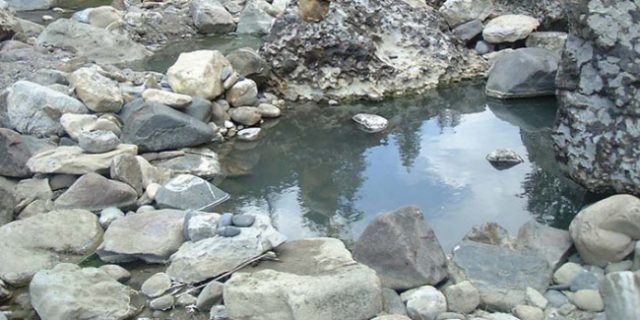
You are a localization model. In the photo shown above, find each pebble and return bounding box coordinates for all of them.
[42,15,54,21]
[149,294,175,311]
[218,213,233,227]
[98,264,131,283]
[141,273,172,298]
[475,40,494,55]
[544,290,569,308]
[217,226,241,237]
[553,262,584,285]
[232,214,256,227]
[569,271,599,291]
[572,289,604,312]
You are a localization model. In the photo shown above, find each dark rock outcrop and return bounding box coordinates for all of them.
[553,0,640,195]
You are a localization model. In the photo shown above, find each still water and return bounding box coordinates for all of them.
[216,82,591,249]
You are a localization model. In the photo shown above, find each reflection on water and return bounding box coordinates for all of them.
[216,82,592,249]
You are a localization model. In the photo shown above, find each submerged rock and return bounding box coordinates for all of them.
[224,237,383,320]
[485,148,524,169]
[486,48,558,99]
[352,114,389,133]
[151,148,224,179]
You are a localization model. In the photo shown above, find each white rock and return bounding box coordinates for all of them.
[69,67,124,113]
[142,88,192,109]
[60,114,121,141]
[167,50,230,99]
[572,289,604,312]
[483,15,540,44]
[401,286,447,320]
[352,113,388,133]
[445,281,480,314]
[553,262,585,285]
[141,272,172,298]
[237,128,261,141]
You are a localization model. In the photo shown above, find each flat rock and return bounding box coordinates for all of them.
[483,14,540,44]
[352,113,388,133]
[155,174,229,211]
[0,128,54,178]
[167,214,286,283]
[257,103,281,118]
[515,221,573,269]
[78,130,120,153]
[142,88,192,109]
[54,173,137,211]
[27,144,138,175]
[97,209,187,263]
[60,113,121,141]
[224,237,382,320]
[486,48,558,99]
[151,148,224,179]
[0,209,103,286]
[353,206,447,290]
[167,50,230,100]
[30,264,138,320]
[69,67,124,113]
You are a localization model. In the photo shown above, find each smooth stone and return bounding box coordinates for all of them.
[167,50,230,99]
[183,96,212,123]
[175,293,197,307]
[0,128,53,178]
[98,264,131,283]
[183,211,220,242]
[226,79,258,107]
[69,67,124,113]
[352,113,388,133]
[439,0,493,27]
[196,280,224,311]
[77,130,120,154]
[99,207,125,229]
[634,242,640,271]
[155,174,230,211]
[4,0,53,11]
[257,103,281,118]
[54,173,137,211]
[401,285,447,320]
[554,262,585,286]
[110,153,144,196]
[445,281,480,314]
[570,271,599,292]
[217,226,241,237]
[60,113,121,141]
[229,106,262,126]
[512,305,543,320]
[219,212,233,227]
[436,312,465,320]
[86,6,122,28]
[237,128,261,141]
[601,271,640,320]
[475,40,494,55]
[572,289,603,312]
[486,148,524,169]
[141,272,172,298]
[544,290,569,308]
[486,48,558,99]
[483,14,540,44]
[150,294,174,311]
[27,144,138,175]
[142,88,192,109]
[525,287,548,309]
[232,214,255,227]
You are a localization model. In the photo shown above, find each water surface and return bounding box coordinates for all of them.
[217,82,591,249]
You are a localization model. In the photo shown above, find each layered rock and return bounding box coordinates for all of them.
[553,0,640,195]
[27,144,138,175]
[260,0,485,100]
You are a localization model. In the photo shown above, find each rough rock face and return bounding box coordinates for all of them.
[260,0,485,100]
[553,0,640,195]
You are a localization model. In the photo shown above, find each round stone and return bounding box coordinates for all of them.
[218,213,233,227]
[232,214,256,227]
[217,226,241,237]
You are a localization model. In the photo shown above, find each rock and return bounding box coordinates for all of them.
[167,50,230,100]
[485,313,520,320]
[69,67,123,113]
[77,130,120,154]
[226,47,270,85]
[486,48,558,99]
[572,289,603,312]
[525,287,547,309]
[149,294,174,311]
[237,0,274,34]
[606,260,633,274]
[184,211,220,241]
[121,102,215,152]
[445,281,480,314]
[84,6,122,28]
[176,293,197,307]
[210,305,229,320]
[142,89,192,109]
[452,19,483,42]
[475,40,494,55]
[54,173,137,211]
[141,272,172,298]
[485,148,524,169]
[28,69,69,87]
[229,106,262,126]
[224,237,382,320]
[99,207,125,228]
[553,1,640,195]
[98,264,131,283]
[0,178,15,226]
[0,210,102,286]
[400,285,447,320]
[353,206,447,290]
[0,6,20,41]
[167,214,286,283]
[525,32,567,57]
[184,97,212,122]
[512,305,543,320]
[191,0,235,34]
[449,241,552,311]
[439,0,493,27]
[515,221,572,270]
[544,290,569,308]
[569,195,640,267]
[463,222,514,248]
[196,280,224,310]
[151,148,224,179]
[237,128,261,141]
[60,114,121,141]
[482,15,540,44]
[352,114,389,133]
[110,154,144,196]
[436,313,464,320]
[37,19,151,64]
[4,0,53,11]
[217,226,241,237]
[601,271,640,320]
[218,212,233,227]
[97,209,187,263]
[30,264,138,319]
[257,103,281,118]
[232,214,255,227]
[226,79,258,107]
[0,128,54,178]
[6,80,88,137]
[27,144,137,175]
[553,262,584,286]
[382,288,407,316]
[156,174,229,211]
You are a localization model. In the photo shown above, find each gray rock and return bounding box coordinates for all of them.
[210,305,229,320]
[150,294,175,311]
[191,0,235,34]
[445,281,480,314]
[28,69,69,86]
[196,280,224,310]
[232,214,255,227]
[121,102,215,152]
[237,128,261,141]
[217,226,241,237]
[13,177,52,214]
[99,207,125,228]
[570,271,599,292]
[4,0,53,11]
[515,221,572,270]
[156,174,229,211]
[78,130,120,154]
[400,285,447,320]
[167,214,286,283]
[633,242,640,271]
[98,264,131,283]
[226,47,270,86]
[601,271,640,320]
[224,237,382,320]
[183,211,220,242]
[110,154,144,196]
[141,272,172,298]
[0,128,54,178]
[75,6,123,28]
[229,106,261,126]
[436,313,464,320]
[167,50,230,100]
[176,293,197,307]
[525,32,567,57]
[482,15,540,44]
[452,19,483,42]
[0,178,15,226]
[183,96,212,123]
[569,195,640,267]
[6,80,88,137]
[485,148,524,170]
[69,67,124,113]
[353,206,447,290]
[236,0,274,35]
[226,79,258,107]
[382,288,407,316]
[37,19,151,64]
[352,113,388,133]
[219,212,233,227]
[30,264,138,319]
[54,173,137,211]
[439,0,493,27]
[27,144,138,175]
[97,209,187,263]
[572,289,603,312]
[475,40,494,55]
[486,48,558,99]
[449,241,552,311]
[0,210,103,286]
[545,290,569,308]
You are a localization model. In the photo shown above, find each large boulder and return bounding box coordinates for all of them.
[167,50,230,100]
[54,173,138,211]
[69,67,124,113]
[30,263,139,320]
[167,214,286,283]
[0,209,103,286]
[0,128,54,178]
[97,209,187,263]
[515,221,572,270]
[553,0,640,195]
[6,80,88,137]
[36,19,151,65]
[439,0,493,27]
[260,0,485,100]
[353,206,447,290]
[121,102,215,152]
[569,195,640,267]
[224,238,383,320]
[191,0,235,34]
[485,48,558,98]
[226,47,270,86]
[27,144,138,175]
[601,271,640,320]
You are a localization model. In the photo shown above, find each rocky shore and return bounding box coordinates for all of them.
[1,0,640,319]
